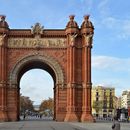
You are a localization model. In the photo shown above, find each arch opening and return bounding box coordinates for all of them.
[20,68,54,121]
[17,60,57,121]
[8,54,65,121]
[17,60,56,86]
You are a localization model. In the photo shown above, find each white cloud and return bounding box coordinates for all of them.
[83,0,93,12]
[20,69,54,105]
[96,15,130,39]
[118,20,130,39]
[98,0,108,9]
[92,55,130,72]
[71,0,94,15]
[101,17,117,28]
[92,55,130,96]
[96,0,130,40]
[98,0,109,17]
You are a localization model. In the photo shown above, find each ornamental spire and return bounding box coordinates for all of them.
[81,15,94,29]
[65,15,79,35]
[66,15,78,28]
[0,15,9,29]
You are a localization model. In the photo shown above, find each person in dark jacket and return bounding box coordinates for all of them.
[112,116,120,130]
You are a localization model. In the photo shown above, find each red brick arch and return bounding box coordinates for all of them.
[9,53,65,86]
[0,15,94,122]
[8,53,65,121]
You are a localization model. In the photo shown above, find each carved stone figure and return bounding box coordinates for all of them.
[70,33,78,46]
[31,23,44,35]
[83,34,93,46]
[0,34,6,46]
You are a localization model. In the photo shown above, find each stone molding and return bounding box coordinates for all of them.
[8,53,65,88]
[8,30,66,38]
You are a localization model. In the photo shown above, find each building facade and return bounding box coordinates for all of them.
[92,86,115,118]
[121,90,130,109]
[115,96,121,109]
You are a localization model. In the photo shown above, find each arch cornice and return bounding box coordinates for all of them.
[8,53,65,88]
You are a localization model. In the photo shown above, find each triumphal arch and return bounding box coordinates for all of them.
[0,15,94,122]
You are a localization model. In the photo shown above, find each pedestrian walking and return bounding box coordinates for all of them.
[112,116,120,130]
[23,113,26,120]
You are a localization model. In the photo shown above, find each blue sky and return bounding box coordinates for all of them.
[1,0,130,104]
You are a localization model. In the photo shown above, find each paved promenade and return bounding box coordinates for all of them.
[0,120,130,130]
[70,122,130,130]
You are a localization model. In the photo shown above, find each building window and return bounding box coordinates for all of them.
[103,101,107,108]
[110,91,112,96]
[103,109,107,112]
[104,90,106,96]
[96,92,98,96]
[109,109,112,112]
[109,103,113,109]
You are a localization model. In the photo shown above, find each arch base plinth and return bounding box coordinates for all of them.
[0,111,8,122]
[81,113,94,122]
[64,112,79,122]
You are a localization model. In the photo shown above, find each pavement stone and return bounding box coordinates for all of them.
[0,120,130,130]
[70,122,130,130]
[0,121,85,130]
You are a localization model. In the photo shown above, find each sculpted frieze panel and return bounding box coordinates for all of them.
[7,38,66,48]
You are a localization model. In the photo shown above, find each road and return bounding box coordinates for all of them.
[70,122,130,130]
[0,120,130,130]
[0,121,86,130]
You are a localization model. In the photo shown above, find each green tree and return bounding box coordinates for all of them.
[92,100,103,116]
[39,97,54,116]
[20,95,34,114]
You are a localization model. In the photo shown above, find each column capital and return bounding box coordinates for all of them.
[56,83,66,89]
[82,82,92,88]
[67,83,77,88]
[0,80,7,87]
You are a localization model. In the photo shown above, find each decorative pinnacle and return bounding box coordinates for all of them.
[69,15,75,21]
[0,15,6,22]
[84,15,90,21]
